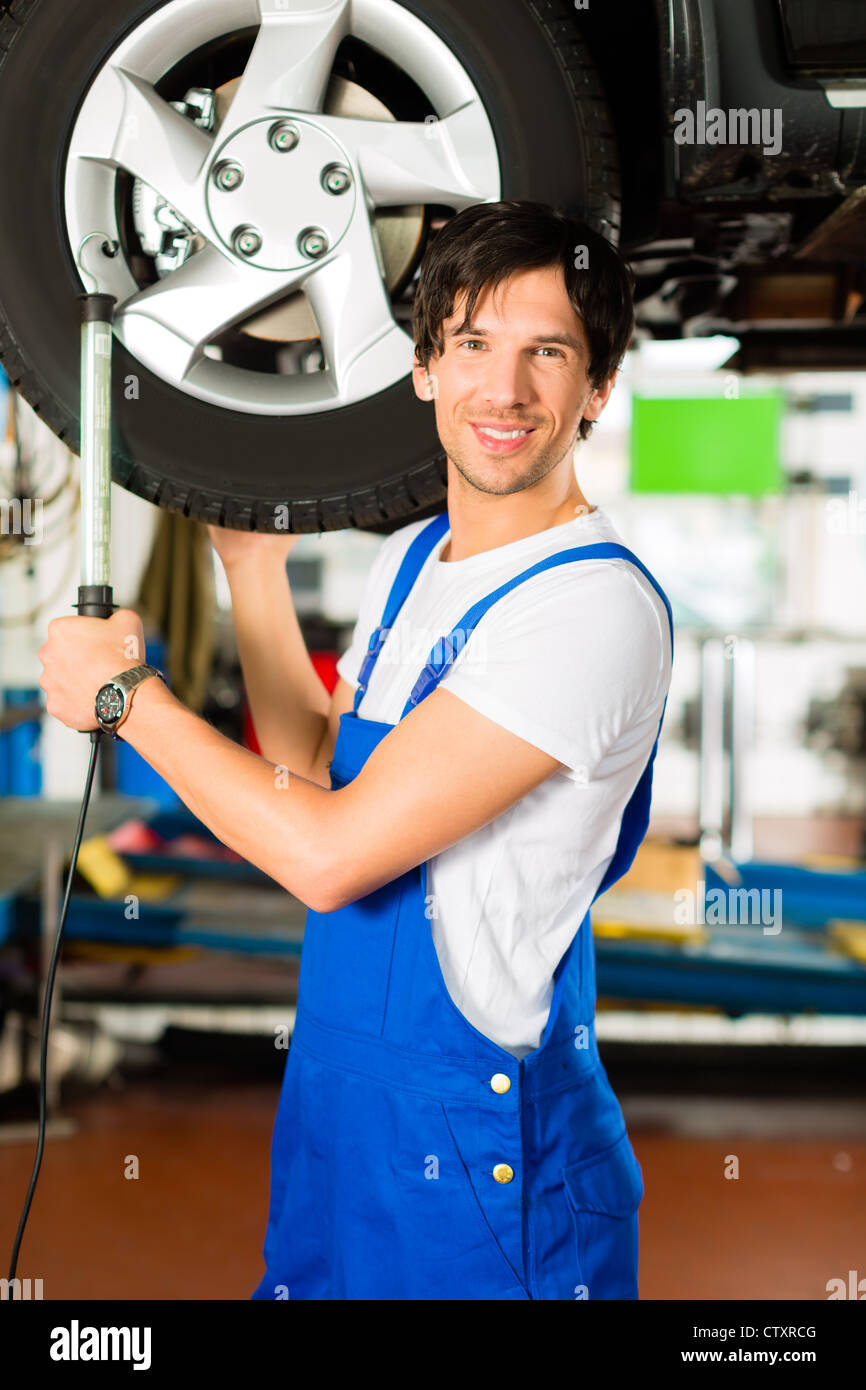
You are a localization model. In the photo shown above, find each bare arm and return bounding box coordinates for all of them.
[211,532,331,783]
[117,675,564,913]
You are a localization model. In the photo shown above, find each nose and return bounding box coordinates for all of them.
[478,347,534,410]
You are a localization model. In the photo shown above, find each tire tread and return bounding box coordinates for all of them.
[0,0,621,532]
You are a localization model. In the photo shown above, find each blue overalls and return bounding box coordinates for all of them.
[251,510,674,1301]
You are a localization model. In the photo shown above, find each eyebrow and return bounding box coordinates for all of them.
[447,324,584,356]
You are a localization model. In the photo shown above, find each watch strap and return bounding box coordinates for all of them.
[96,663,165,737]
[111,663,164,696]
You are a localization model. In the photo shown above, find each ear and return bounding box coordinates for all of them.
[582,369,618,423]
[412,356,438,403]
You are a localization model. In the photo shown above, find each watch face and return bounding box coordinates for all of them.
[95,684,123,724]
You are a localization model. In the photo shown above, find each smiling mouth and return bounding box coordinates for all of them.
[470,423,537,454]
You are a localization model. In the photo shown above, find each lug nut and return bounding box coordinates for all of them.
[298,227,329,259]
[212,159,244,191]
[268,121,300,153]
[232,225,263,258]
[321,163,352,195]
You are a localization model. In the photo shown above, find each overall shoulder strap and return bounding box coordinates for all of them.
[353,511,449,713]
[401,541,674,716]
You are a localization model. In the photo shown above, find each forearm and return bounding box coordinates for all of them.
[118,675,336,910]
[225,555,331,777]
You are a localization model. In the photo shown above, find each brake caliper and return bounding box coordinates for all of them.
[131,87,215,275]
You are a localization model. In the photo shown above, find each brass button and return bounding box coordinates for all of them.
[492,1163,514,1184]
[490,1073,511,1094]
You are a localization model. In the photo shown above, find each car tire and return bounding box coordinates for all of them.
[0,0,620,533]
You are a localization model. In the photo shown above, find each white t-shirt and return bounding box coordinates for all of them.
[335,505,672,1058]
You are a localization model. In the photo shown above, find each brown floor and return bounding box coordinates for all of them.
[637,1127,865,1301]
[2,1066,864,1300]
[1,1075,275,1300]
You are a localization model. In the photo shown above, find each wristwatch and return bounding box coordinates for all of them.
[94,663,165,740]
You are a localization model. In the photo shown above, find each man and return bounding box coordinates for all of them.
[38,200,673,1301]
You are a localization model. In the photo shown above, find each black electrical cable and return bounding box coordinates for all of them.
[7,264,117,1285]
[7,729,102,1283]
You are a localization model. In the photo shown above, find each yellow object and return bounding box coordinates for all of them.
[826,920,866,964]
[73,836,182,901]
[490,1074,511,1094]
[592,917,709,946]
[802,852,865,871]
[74,836,133,897]
[126,872,183,901]
[492,1164,515,1184]
[66,941,202,965]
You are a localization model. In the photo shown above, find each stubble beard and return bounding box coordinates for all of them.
[444,421,580,497]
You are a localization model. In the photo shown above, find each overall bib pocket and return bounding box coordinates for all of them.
[435,1102,530,1299]
[561,1130,644,1300]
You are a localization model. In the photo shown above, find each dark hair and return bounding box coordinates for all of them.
[413,201,635,441]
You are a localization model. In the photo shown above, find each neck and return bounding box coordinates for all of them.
[439,465,593,563]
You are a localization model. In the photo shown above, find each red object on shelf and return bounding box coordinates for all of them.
[311,650,339,693]
[242,649,340,754]
[165,834,244,862]
[107,819,166,852]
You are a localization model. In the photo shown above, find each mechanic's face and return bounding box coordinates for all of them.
[412,265,616,495]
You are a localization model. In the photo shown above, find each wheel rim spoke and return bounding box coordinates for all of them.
[317,100,498,208]
[71,67,212,233]
[63,0,502,415]
[304,213,415,397]
[114,244,309,380]
[216,0,351,141]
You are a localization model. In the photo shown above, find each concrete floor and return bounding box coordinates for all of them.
[1,1055,864,1300]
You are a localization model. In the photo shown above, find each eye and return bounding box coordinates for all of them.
[535,346,563,357]
[458,339,486,350]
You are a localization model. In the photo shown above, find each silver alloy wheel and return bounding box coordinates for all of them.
[63,0,501,416]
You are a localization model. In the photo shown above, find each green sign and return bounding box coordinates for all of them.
[630,392,784,495]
